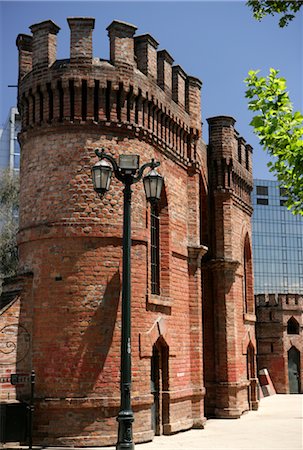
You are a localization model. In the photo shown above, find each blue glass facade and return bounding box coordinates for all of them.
[0,107,21,171]
[252,179,303,294]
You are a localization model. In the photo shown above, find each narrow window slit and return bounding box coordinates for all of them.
[116,82,123,122]
[126,86,133,122]
[38,87,43,122]
[106,80,111,121]
[82,79,87,121]
[187,133,191,160]
[25,97,29,126]
[69,80,75,122]
[47,83,53,122]
[135,89,141,125]
[94,80,99,122]
[148,102,151,129]
[30,90,35,124]
[58,80,64,122]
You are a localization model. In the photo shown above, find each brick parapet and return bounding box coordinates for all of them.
[17,18,203,168]
[207,116,253,213]
[255,293,303,309]
[203,116,257,415]
[255,293,303,393]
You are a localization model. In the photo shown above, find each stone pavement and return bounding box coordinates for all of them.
[3,394,302,450]
[106,394,302,450]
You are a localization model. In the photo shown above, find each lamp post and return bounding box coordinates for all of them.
[92,148,163,450]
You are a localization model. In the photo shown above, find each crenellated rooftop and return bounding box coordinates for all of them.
[16,18,203,168]
[207,116,254,213]
[255,293,303,309]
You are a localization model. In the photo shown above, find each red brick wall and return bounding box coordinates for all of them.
[204,116,258,417]
[0,275,33,403]
[16,17,257,446]
[16,18,206,446]
[256,294,303,394]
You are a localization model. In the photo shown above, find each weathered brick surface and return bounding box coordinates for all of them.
[15,17,207,446]
[0,275,33,403]
[204,116,258,417]
[13,17,257,446]
[256,294,303,394]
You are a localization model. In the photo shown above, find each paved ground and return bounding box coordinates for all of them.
[134,394,302,450]
[106,394,302,450]
[3,394,302,450]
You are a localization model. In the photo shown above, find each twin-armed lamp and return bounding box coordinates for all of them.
[92,149,163,450]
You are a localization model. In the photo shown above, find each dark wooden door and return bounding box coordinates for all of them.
[151,345,160,434]
[288,346,300,394]
[0,403,27,443]
[151,342,169,435]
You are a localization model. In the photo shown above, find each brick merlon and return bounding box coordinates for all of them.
[157,49,174,65]
[106,20,137,37]
[237,136,246,145]
[173,65,187,80]
[30,19,60,35]
[187,75,203,90]
[134,34,159,49]
[16,34,33,51]
[207,116,236,127]
[67,17,95,29]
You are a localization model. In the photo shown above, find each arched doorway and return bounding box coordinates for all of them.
[151,338,169,435]
[288,346,301,394]
[246,342,258,410]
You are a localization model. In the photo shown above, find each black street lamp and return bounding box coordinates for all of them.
[92,148,163,450]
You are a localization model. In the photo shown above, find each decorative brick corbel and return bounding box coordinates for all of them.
[188,245,208,268]
[206,257,241,272]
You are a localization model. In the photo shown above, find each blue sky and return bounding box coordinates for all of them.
[0,0,302,179]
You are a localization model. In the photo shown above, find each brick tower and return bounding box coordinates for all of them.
[256,293,303,394]
[203,117,259,416]
[16,18,206,445]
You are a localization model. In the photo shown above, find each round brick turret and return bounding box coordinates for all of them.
[16,18,206,446]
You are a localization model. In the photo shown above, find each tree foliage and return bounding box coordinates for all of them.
[247,0,303,27]
[0,169,19,279]
[245,69,303,214]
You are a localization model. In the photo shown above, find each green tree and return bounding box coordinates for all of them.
[0,169,19,279]
[244,68,303,214]
[247,0,303,27]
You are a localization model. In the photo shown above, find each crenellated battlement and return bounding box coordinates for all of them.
[17,18,203,167]
[207,116,253,212]
[255,293,303,309]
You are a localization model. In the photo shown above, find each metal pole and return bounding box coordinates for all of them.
[28,370,35,450]
[116,178,135,450]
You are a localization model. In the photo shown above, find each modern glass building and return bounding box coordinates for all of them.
[0,107,21,172]
[252,179,303,295]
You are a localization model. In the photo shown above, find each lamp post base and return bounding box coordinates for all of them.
[116,410,135,450]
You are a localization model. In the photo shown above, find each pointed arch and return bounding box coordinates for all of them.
[246,341,256,379]
[151,336,170,435]
[246,341,258,410]
[288,346,301,393]
[287,316,300,335]
[243,233,254,314]
[199,173,208,246]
